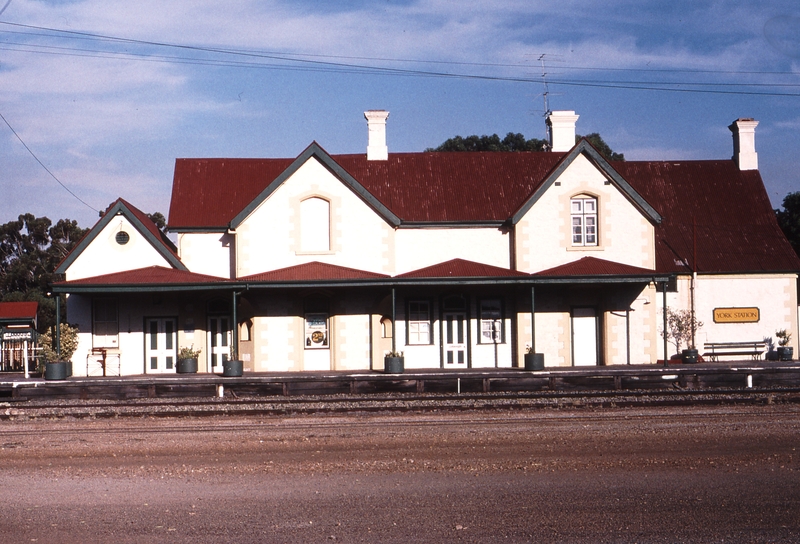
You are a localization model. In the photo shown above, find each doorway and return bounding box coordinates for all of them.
[572,307,599,366]
[208,315,231,372]
[145,317,177,373]
[443,312,467,368]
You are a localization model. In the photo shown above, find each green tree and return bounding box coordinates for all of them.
[578,133,625,161]
[775,191,800,257]
[426,132,548,152]
[427,131,624,161]
[0,214,89,332]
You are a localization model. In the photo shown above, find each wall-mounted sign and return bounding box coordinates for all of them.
[713,307,760,323]
[1,328,34,341]
[305,313,329,350]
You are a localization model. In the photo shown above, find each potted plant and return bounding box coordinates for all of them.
[523,345,544,370]
[222,346,243,377]
[177,345,201,373]
[776,329,793,361]
[384,351,404,374]
[764,336,779,361]
[40,323,79,380]
[662,308,703,364]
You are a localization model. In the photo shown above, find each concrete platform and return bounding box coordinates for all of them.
[2,361,799,401]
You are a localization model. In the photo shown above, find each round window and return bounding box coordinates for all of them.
[115,231,130,245]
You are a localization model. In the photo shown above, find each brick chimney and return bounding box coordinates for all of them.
[365,110,389,161]
[729,118,758,170]
[546,110,579,152]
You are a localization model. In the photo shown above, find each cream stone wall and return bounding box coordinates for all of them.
[177,232,233,278]
[65,215,172,281]
[394,228,509,274]
[516,154,655,273]
[235,158,394,276]
[694,274,797,350]
[66,293,194,376]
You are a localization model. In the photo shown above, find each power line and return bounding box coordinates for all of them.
[0,112,99,214]
[1,20,800,98]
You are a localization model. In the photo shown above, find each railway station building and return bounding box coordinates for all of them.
[52,111,800,375]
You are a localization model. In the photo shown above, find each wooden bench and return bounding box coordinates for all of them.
[703,341,766,362]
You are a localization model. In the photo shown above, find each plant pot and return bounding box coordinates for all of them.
[766,349,780,361]
[681,348,699,364]
[177,357,198,374]
[384,356,404,374]
[777,346,794,361]
[45,361,68,380]
[222,359,243,377]
[524,353,545,370]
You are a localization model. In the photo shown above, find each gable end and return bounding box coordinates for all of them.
[510,140,662,226]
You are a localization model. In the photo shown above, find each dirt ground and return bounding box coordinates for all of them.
[1,404,799,543]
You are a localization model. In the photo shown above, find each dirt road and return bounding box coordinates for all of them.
[1,405,798,542]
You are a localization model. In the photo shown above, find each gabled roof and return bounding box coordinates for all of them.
[169,148,565,228]
[239,261,390,282]
[396,258,528,279]
[510,139,662,225]
[51,266,230,293]
[536,256,655,276]
[0,302,38,321]
[166,139,800,276]
[533,256,669,285]
[56,199,186,274]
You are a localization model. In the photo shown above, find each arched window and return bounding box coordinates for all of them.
[571,196,598,246]
[300,197,330,252]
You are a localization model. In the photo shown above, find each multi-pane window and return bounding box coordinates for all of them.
[93,298,119,348]
[479,298,504,344]
[407,301,431,345]
[571,197,598,246]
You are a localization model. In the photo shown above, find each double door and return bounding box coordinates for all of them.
[145,318,176,373]
[443,312,467,368]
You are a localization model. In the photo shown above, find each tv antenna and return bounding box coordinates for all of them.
[535,54,564,146]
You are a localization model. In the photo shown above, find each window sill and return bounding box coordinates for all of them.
[566,245,604,251]
[296,250,336,256]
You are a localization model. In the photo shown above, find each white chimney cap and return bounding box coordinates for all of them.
[729,118,758,171]
[365,110,389,161]
[546,110,579,152]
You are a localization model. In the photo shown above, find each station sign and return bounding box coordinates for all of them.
[713,307,760,323]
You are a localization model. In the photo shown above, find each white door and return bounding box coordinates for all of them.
[145,318,177,373]
[208,316,231,372]
[444,312,468,368]
[572,307,598,366]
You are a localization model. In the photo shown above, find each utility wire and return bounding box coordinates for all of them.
[2,20,800,97]
[0,112,99,213]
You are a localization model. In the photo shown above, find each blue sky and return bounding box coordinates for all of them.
[1,0,799,228]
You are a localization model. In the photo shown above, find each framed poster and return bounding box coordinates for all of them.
[305,313,329,349]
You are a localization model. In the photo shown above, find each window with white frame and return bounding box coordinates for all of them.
[571,196,598,246]
[300,196,330,252]
[479,298,504,344]
[407,300,431,345]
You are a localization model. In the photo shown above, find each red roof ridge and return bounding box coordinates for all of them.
[239,261,390,282]
[535,256,656,276]
[396,258,528,278]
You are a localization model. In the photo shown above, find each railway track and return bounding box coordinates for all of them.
[2,385,799,421]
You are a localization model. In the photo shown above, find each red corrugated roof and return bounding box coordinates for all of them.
[169,158,294,228]
[396,259,529,278]
[239,262,390,282]
[0,301,38,319]
[167,148,800,275]
[535,256,656,277]
[55,266,229,286]
[614,161,800,273]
